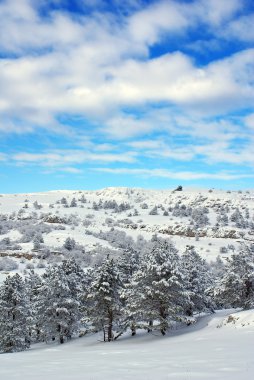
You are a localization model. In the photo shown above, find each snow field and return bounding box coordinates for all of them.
[0,309,254,380]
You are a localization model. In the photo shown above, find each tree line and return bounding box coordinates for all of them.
[0,237,253,353]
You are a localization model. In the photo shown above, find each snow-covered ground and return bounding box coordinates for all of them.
[0,188,253,249]
[0,188,254,378]
[0,309,253,380]
[0,186,253,282]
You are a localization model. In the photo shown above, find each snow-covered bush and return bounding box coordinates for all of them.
[0,257,19,271]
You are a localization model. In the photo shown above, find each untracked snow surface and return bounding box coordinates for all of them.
[0,309,254,380]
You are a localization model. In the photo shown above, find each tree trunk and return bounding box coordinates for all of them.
[147,320,153,333]
[131,321,136,336]
[186,308,193,317]
[159,306,167,336]
[108,310,113,342]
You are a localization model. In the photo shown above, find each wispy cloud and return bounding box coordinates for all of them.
[0,153,7,161]
[93,167,254,181]
[0,1,253,133]
[0,0,253,190]
[11,149,137,167]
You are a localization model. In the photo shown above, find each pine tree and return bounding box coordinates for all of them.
[60,259,86,298]
[149,206,158,215]
[181,247,214,316]
[38,265,81,344]
[125,237,189,336]
[118,246,140,284]
[63,237,76,251]
[70,198,77,207]
[60,258,91,318]
[214,247,254,309]
[25,270,43,343]
[0,274,30,353]
[86,256,123,341]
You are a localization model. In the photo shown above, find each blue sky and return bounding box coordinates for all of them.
[0,0,254,192]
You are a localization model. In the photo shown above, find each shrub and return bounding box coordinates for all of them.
[0,257,19,271]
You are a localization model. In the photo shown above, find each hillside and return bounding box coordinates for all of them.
[0,187,254,378]
[0,309,254,379]
[0,187,253,281]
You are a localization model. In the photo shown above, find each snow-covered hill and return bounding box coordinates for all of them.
[0,187,253,281]
[0,187,254,378]
[0,309,253,380]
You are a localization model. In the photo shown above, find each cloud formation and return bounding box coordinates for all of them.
[93,168,254,181]
[0,0,253,189]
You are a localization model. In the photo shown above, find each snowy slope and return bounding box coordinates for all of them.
[0,188,254,379]
[0,309,253,380]
[0,187,254,281]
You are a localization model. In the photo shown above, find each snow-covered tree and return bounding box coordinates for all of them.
[0,274,30,353]
[38,265,81,344]
[230,208,248,229]
[60,259,87,300]
[191,207,209,228]
[33,201,42,210]
[181,247,214,316]
[0,257,18,271]
[209,256,225,280]
[118,247,140,284]
[60,197,68,205]
[214,247,254,309]
[125,237,189,336]
[25,270,43,342]
[63,237,76,251]
[86,256,123,341]
[70,198,77,207]
[79,194,86,203]
[149,206,158,215]
[217,213,229,226]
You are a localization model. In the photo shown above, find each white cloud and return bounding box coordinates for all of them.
[224,13,254,42]
[195,0,242,26]
[245,113,254,129]
[0,0,252,131]
[0,153,7,161]
[56,167,83,174]
[127,1,189,45]
[0,0,253,180]
[2,47,253,136]
[12,150,137,167]
[107,49,254,112]
[128,139,195,161]
[93,167,254,181]
[104,115,155,139]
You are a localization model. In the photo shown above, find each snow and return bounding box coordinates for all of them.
[0,230,22,241]
[0,309,253,379]
[219,309,254,329]
[0,187,254,378]
[0,186,253,281]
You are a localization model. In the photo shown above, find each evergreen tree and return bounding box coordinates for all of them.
[38,265,81,344]
[86,256,123,341]
[79,194,86,203]
[214,247,254,309]
[149,206,158,215]
[60,258,86,297]
[125,237,189,336]
[181,247,214,316]
[0,274,30,353]
[118,246,140,284]
[70,198,77,207]
[63,237,76,251]
[60,258,91,318]
[25,270,43,343]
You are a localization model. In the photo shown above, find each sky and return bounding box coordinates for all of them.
[0,0,254,193]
